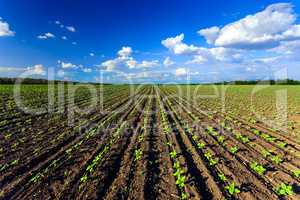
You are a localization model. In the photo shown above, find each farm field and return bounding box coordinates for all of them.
[0,84,299,200]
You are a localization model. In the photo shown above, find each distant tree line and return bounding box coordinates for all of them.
[0,77,114,85]
[214,79,300,85]
[0,78,72,84]
[0,77,300,85]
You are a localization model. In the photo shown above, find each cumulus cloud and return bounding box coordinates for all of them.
[161,32,244,65]
[175,68,187,76]
[198,26,220,44]
[58,61,77,69]
[161,34,199,54]
[37,32,55,40]
[138,60,159,68]
[118,46,132,58]
[126,59,138,69]
[90,53,95,57]
[66,26,76,32]
[198,3,300,49]
[101,46,160,71]
[0,64,46,77]
[62,36,67,40]
[0,18,15,37]
[26,64,46,75]
[163,57,175,67]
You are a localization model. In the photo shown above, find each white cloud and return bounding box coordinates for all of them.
[101,59,120,71]
[62,36,67,40]
[90,53,95,57]
[0,18,15,37]
[138,60,159,68]
[161,34,199,55]
[188,55,208,64]
[59,61,76,69]
[0,65,46,77]
[126,59,138,69]
[26,64,46,75]
[198,3,300,49]
[0,67,24,73]
[118,46,132,58]
[101,46,160,71]
[66,26,76,32]
[37,32,55,40]
[198,26,220,44]
[55,21,61,25]
[72,42,77,45]
[175,68,187,76]
[82,68,92,73]
[163,57,175,67]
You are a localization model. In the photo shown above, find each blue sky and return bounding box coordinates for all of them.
[0,0,300,83]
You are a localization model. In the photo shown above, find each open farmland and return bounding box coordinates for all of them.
[0,84,299,200]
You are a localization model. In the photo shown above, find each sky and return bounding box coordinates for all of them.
[0,0,300,83]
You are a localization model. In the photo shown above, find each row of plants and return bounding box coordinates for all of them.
[157,93,188,200]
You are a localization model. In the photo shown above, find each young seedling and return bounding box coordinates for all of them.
[134,149,143,161]
[293,169,300,178]
[275,183,294,196]
[138,135,144,143]
[218,173,227,182]
[197,142,206,149]
[181,192,188,200]
[271,155,283,164]
[277,141,287,149]
[262,149,271,158]
[250,162,266,175]
[192,134,198,141]
[253,129,261,136]
[225,182,240,196]
[209,158,218,166]
[218,136,225,144]
[207,126,214,133]
[170,150,177,159]
[175,175,186,188]
[229,146,239,155]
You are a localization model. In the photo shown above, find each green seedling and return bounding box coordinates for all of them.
[170,150,177,159]
[250,162,266,175]
[134,149,143,161]
[253,129,261,135]
[229,146,239,155]
[262,149,271,158]
[138,135,144,142]
[175,175,186,188]
[181,191,188,200]
[225,182,240,196]
[271,155,283,164]
[277,141,287,149]
[204,152,212,159]
[173,161,180,169]
[207,126,214,133]
[192,135,198,141]
[218,173,227,182]
[173,168,184,178]
[197,142,206,149]
[292,169,300,178]
[275,183,294,196]
[209,158,218,166]
[218,136,225,144]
